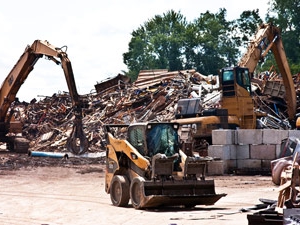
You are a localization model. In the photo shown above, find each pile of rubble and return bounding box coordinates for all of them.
[7,69,300,154]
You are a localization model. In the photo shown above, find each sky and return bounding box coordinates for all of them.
[0,0,269,102]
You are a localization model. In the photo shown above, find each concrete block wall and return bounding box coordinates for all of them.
[207,129,300,175]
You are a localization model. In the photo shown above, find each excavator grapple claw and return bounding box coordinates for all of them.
[66,118,89,155]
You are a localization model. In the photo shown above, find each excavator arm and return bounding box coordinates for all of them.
[238,23,296,120]
[0,40,88,154]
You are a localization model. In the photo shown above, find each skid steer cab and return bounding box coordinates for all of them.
[104,122,226,209]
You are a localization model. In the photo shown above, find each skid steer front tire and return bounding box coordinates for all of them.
[130,177,145,209]
[110,175,130,207]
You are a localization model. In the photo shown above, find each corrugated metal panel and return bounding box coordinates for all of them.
[94,74,130,93]
[263,80,285,98]
[134,69,195,89]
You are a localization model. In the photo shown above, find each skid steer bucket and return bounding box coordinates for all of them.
[129,154,226,209]
[130,177,226,209]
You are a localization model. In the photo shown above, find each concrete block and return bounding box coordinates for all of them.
[276,144,282,158]
[226,159,237,169]
[229,145,237,159]
[207,160,225,175]
[261,159,272,170]
[250,144,276,160]
[236,145,250,159]
[206,160,238,175]
[237,159,261,169]
[262,129,288,144]
[288,130,300,138]
[208,145,231,160]
[236,129,262,145]
[212,129,235,145]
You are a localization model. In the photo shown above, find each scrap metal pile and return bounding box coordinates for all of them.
[7,69,300,154]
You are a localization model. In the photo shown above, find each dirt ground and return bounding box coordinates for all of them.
[0,152,280,225]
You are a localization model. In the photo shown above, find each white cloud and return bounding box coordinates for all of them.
[0,0,269,101]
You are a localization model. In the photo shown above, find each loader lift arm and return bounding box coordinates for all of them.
[0,40,88,154]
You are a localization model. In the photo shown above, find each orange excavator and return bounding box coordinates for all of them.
[0,40,88,154]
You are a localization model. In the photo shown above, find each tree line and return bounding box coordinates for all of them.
[123,0,300,81]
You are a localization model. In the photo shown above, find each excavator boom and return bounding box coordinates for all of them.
[0,40,88,154]
[238,23,296,120]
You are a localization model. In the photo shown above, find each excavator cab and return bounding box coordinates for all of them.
[220,66,251,97]
[220,66,256,129]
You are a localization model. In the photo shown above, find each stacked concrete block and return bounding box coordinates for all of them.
[237,159,261,169]
[262,129,288,144]
[261,159,273,171]
[207,130,236,175]
[207,132,237,175]
[275,144,282,158]
[207,128,297,175]
[250,144,276,171]
[288,130,300,138]
[236,129,262,145]
[250,144,276,160]
[207,160,226,175]
[208,145,231,160]
[236,145,249,159]
[236,145,262,171]
[207,145,228,175]
[212,129,235,145]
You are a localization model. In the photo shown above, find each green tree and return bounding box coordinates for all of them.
[264,0,300,74]
[123,8,267,80]
[233,9,263,49]
[188,8,239,74]
[123,10,187,81]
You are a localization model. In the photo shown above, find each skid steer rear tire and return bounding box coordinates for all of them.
[110,175,130,207]
[130,177,145,209]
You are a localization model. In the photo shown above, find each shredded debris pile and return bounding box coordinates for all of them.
[6,69,300,154]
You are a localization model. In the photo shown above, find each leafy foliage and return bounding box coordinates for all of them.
[189,9,237,74]
[263,0,300,74]
[123,4,300,81]
[123,10,187,81]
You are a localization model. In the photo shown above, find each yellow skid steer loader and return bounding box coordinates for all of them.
[104,122,226,209]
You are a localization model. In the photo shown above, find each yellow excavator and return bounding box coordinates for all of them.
[224,23,296,128]
[104,122,226,209]
[0,40,88,154]
[173,23,297,151]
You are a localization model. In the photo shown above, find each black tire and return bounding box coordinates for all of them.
[130,177,145,209]
[110,175,130,207]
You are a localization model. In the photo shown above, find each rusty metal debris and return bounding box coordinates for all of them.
[3,68,300,154]
[276,153,300,210]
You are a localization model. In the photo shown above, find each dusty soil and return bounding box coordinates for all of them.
[0,152,280,225]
